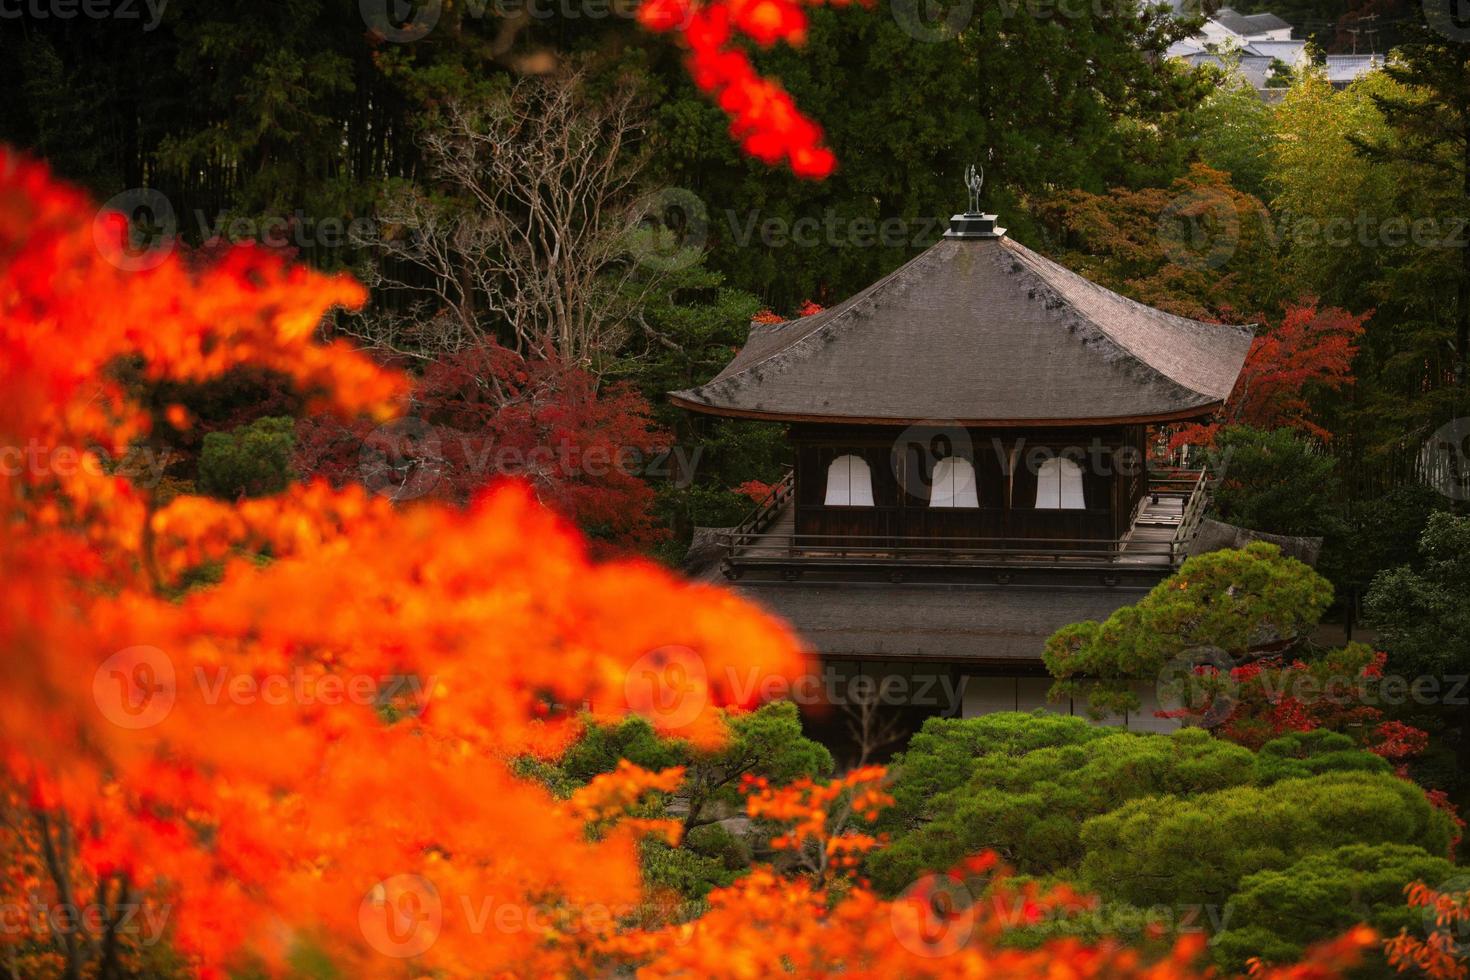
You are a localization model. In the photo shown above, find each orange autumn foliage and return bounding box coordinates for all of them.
[752,299,825,324]
[0,149,802,977]
[743,766,891,877]
[1385,882,1470,979]
[0,152,1376,978]
[636,0,868,178]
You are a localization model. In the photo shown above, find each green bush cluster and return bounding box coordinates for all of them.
[872,712,1456,970]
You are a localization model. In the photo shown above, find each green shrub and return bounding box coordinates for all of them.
[1251,729,1392,784]
[639,834,743,902]
[1213,843,1459,972]
[882,711,1114,830]
[1079,772,1452,908]
[869,724,1258,893]
[197,415,296,499]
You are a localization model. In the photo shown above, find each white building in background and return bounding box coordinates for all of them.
[1166,5,1296,57]
[1165,6,1301,94]
[1165,5,1385,98]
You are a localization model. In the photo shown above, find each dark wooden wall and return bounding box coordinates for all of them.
[789,423,1148,546]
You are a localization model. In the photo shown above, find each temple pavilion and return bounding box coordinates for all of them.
[674,206,1254,749]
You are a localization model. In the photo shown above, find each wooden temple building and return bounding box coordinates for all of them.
[674,206,1254,749]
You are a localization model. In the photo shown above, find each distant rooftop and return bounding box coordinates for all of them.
[1325,53,1383,84]
[1177,51,1278,88]
[1213,7,1292,36]
[1242,39,1307,60]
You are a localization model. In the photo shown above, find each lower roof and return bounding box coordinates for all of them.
[731,580,1151,664]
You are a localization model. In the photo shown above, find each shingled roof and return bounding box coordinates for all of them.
[729,580,1154,662]
[1213,7,1292,36]
[670,230,1255,426]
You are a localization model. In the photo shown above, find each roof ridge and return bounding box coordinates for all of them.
[996,239,1227,406]
[999,237,1255,401]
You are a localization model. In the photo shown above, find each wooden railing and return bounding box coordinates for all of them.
[1148,466,1207,499]
[727,468,795,550]
[718,531,1174,565]
[1164,467,1211,564]
[719,467,1211,579]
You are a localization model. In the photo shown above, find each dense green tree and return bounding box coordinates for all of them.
[1365,512,1470,683]
[1078,771,1453,907]
[1209,425,1342,536]
[1180,68,1275,202]
[1213,843,1461,972]
[869,719,1392,896]
[1352,21,1470,393]
[1044,544,1334,718]
[608,265,791,546]
[1338,484,1454,588]
[642,0,1211,309]
[1273,58,1470,475]
[1271,69,1407,320]
[0,0,445,268]
[1365,512,1470,774]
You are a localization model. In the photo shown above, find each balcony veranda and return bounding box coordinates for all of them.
[718,468,1210,585]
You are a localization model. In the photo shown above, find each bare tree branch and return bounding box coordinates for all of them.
[348,71,684,371]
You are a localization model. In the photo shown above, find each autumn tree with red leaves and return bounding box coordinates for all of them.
[1175,302,1369,448]
[295,344,671,553]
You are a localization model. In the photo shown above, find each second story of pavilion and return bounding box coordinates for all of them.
[671,211,1256,585]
